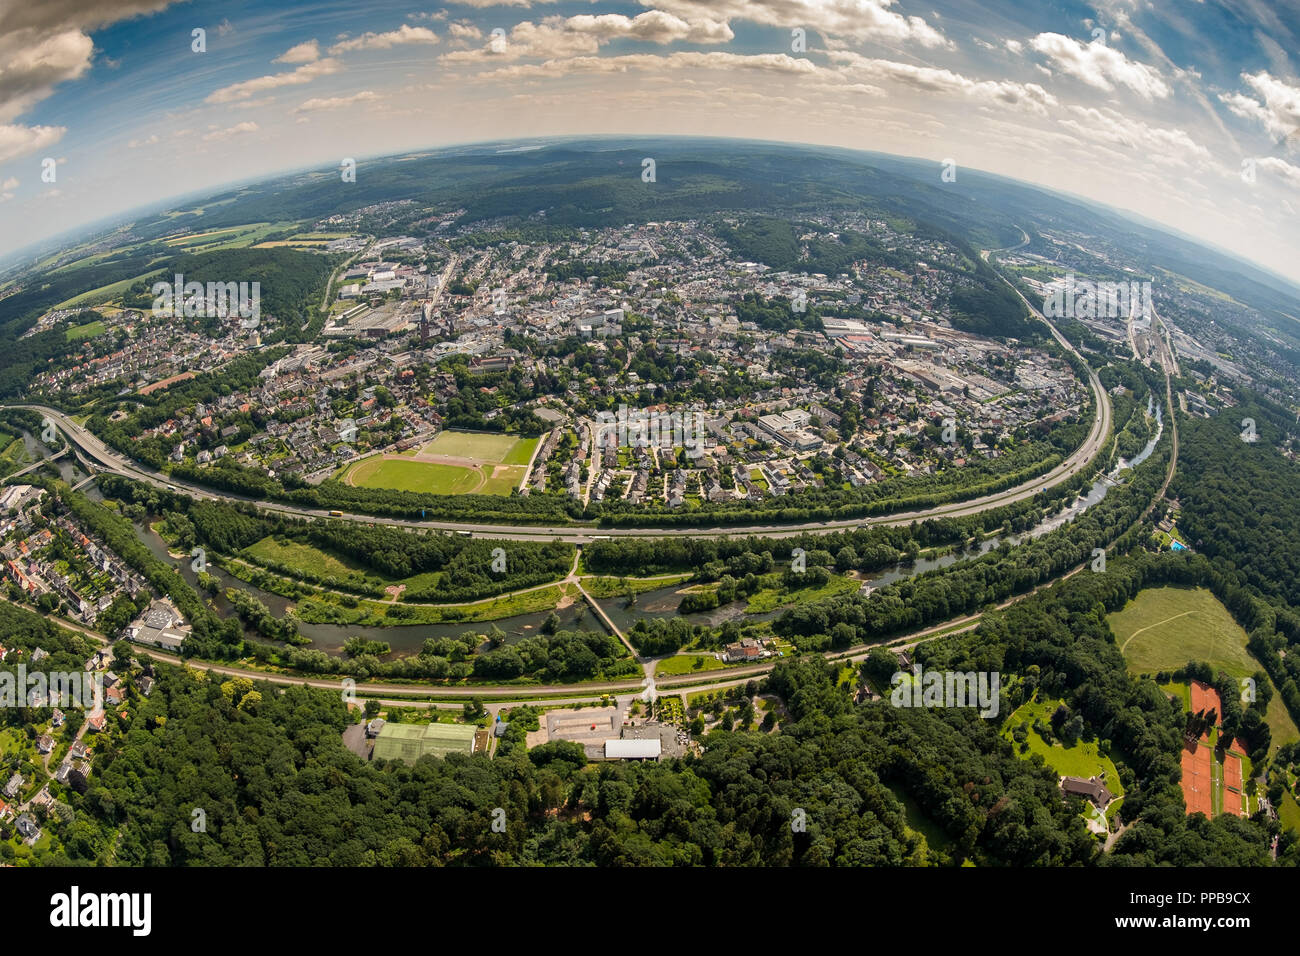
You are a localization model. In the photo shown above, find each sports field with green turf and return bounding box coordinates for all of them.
[341,430,538,496]
[416,430,537,465]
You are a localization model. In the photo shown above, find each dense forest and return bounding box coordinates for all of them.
[1174,399,1300,609]
[2,551,1288,866]
[125,247,337,339]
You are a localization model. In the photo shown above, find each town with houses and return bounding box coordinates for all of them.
[20,213,1087,509]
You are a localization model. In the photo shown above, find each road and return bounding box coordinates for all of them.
[11,341,1110,542]
[33,347,1171,715]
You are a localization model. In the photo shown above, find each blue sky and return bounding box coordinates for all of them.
[1,0,1298,279]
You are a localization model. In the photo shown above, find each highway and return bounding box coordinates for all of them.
[9,301,1110,543]
[9,270,1182,714]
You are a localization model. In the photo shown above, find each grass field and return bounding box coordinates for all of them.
[245,536,383,581]
[0,435,28,478]
[1280,790,1300,833]
[239,537,440,592]
[420,431,537,464]
[1112,586,1300,749]
[342,431,537,496]
[1110,587,1258,677]
[346,457,485,494]
[581,574,692,598]
[656,654,727,676]
[294,585,566,627]
[884,781,953,863]
[1003,695,1125,797]
[744,572,860,613]
[65,319,106,341]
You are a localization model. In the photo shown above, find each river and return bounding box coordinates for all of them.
[111,409,1164,660]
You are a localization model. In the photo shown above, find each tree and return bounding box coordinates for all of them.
[111,640,133,671]
[1060,714,1084,746]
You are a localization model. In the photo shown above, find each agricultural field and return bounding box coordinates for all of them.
[160,221,302,253]
[341,431,537,496]
[51,268,166,310]
[251,232,349,249]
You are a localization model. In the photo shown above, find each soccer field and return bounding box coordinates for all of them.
[345,457,487,494]
[341,430,538,496]
[421,431,536,464]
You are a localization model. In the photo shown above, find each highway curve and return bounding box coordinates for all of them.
[11,294,1110,543]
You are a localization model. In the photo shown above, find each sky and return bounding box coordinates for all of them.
[0,0,1298,280]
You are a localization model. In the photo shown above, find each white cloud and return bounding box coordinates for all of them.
[0,29,95,122]
[1,176,17,190]
[442,20,597,62]
[205,58,341,104]
[274,40,320,64]
[1256,155,1300,187]
[1028,33,1169,100]
[1221,72,1300,143]
[447,22,483,41]
[0,122,65,163]
[643,0,951,49]
[828,51,1058,115]
[563,12,733,45]
[127,133,159,148]
[294,91,378,113]
[444,11,731,63]
[0,0,179,35]
[1058,105,1210,166]
[202,121,259,142]
[328,25,440,54]
[475,51,820,81]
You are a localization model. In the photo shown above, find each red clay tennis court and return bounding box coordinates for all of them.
[1181,737,1213,816]
[1190,680,1225,724]
[1223,749,1247,817]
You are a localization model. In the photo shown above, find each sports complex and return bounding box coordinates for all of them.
[339,430,540,496]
